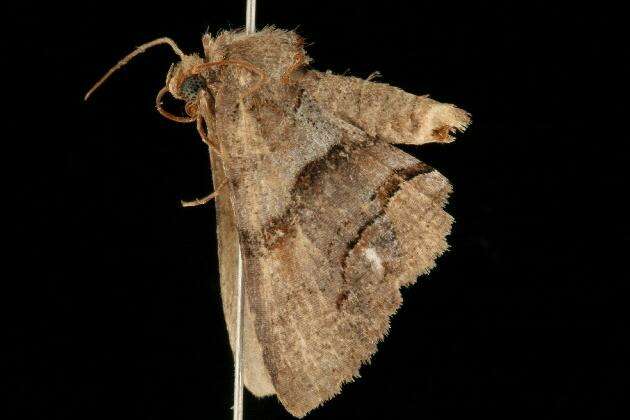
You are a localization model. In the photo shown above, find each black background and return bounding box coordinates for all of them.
[9,1,626,419]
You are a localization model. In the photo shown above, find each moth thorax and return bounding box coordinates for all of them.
[179,75,206,101]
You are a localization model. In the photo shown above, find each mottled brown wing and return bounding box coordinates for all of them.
[206,27,310,398]
[301,70,470,145]
[210,77,454,416]
[209,150,276,397]
[249,142,453,419]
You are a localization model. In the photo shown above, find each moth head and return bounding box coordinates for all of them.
[84,37,210,123]
[166,55,207,102]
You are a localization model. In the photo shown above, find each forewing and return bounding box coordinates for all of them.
[209,148,275,397]
[301,70,470,145]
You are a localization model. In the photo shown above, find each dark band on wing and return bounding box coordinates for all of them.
[370,162,434,205]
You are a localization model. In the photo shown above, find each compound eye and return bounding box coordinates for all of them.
[179,75,206,101]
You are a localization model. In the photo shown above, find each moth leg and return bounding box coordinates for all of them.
[181,180,227,208]
[302,71,470,145]
[281,50,306,85]
[196,113,222,156]
[193,59,267,98]
[194,90,223,156]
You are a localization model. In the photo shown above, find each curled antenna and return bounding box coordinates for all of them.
[84,37,185,101]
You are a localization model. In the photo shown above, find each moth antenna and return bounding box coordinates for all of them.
[84,37,185,101]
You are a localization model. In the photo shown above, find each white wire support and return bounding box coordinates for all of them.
[246,0,257,34]
[233,246,245,420]
[234,5,256,420]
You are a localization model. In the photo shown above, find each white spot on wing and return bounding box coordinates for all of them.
[363,247,384,276]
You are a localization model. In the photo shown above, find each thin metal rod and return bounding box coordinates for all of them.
[234,5,256,420]
[245,0,256,34]
[233,247,245,420]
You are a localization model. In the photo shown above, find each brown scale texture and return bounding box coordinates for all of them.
[192,27,470,417]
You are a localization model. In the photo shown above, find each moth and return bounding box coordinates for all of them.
[86,27,470,417]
